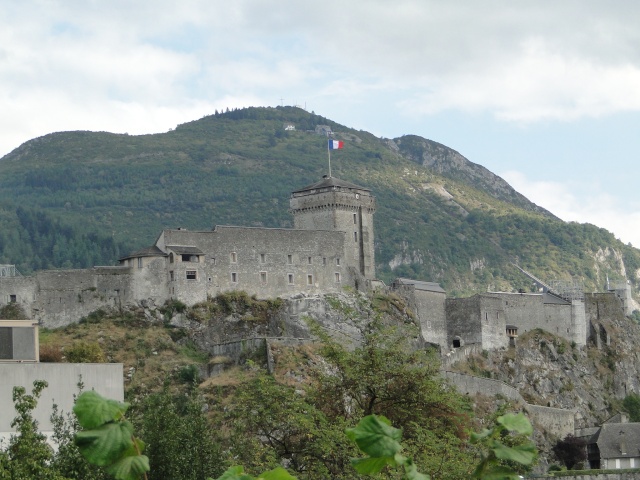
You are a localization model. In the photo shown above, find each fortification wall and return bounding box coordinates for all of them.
[162,227,351,304]
[443,371,574,437]
[445,296,482,348]
[524,404,575,438]
[0,276,37,316]
[486,292,545,334]
[130,257,167,306]
[32,268,134,328]
[559,473,640,479]
[544,303,574,339]
[394,285,447,348]
[478,295,508,350]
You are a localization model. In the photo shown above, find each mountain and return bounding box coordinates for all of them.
[0,106,638,300]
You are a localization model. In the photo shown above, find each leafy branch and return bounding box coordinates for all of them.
[73,391,150,480]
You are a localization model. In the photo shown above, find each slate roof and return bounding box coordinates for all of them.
[119,245,167,261]
[165,245,204,255]
[292,176,370,194]
[591,423,640,458]
[543,292,571,305]
[394,278,446,294]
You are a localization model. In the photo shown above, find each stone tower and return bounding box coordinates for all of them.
[290,176,376,279]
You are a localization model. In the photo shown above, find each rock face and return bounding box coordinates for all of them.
[392,135,555,216]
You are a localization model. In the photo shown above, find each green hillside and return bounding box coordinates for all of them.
[1,106,638,297]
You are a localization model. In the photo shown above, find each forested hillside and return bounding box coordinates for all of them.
[1,106,638,297]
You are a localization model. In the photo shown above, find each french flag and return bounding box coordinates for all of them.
[328,140,344,150]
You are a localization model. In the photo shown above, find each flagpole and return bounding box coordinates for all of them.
[327,140,332,178]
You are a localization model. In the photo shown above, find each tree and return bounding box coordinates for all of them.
[552,434,586,470]
[623,393,640,422]
[223,368,357,478]
[0,380,68,480]
[134,389,224,480]
[223,320,478,479]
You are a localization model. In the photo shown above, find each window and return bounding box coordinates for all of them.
[186,270,197,280]
[308,256,312,265]
[169,271,174,281]
[336,258,341,266]
[182,254,199,262]
[260,253,266,263]
[231,272,238,283]
[137,257,143,268]
[353,213,357,224]
[260,271,267,283]
[230,252,237,263]
[354,232,358,242]
[169,253,174,263]
[335,272,341,283]
[322,257,327,265]
[288,274,294,285]
[287,254,292,264]
[211,257,216,265]
[9,295,16,303]
[307,274,313,285]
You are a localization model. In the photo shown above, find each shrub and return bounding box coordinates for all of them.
[64,342,106,363]
[0,303,28,319]
[39,344,63,362]
[177,364,200,384]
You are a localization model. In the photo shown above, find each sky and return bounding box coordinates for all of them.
[2,1,640,246]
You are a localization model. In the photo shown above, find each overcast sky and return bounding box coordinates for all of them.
[2,1,640,246]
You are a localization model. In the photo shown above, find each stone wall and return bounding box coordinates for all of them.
[393,285,447,348]
[160,226,352,304]
[445,295,507,350]
[443,371,575,437]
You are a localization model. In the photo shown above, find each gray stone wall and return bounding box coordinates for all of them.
[32,267,133,328]
[393,285,447,348]
[559,473,640,479]
[446,295,506,350]
[487,292,546,334]
[524,404,576,438]
[0,276,37,316]
[161,226,351,304]
[443,371,574,437]
[446,296,482,348]
[290,188,376,279]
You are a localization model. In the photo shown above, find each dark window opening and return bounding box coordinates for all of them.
[453,339,461,348]
[186,270,197,280]
[182,254,199,262]
[9,295,16,303]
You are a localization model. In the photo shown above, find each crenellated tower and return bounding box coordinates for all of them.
[290,176,376,279]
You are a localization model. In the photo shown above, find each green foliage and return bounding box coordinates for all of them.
[133,389,223,480]
[177,364,201,384]
[552,434,586,470]
[214,466,296,480]
[0,302,28,319]
[65,341,106,363]
[346,415,428,479]
[73,391,150,480]
[0,380,68,480]
[623,393,640,422]
[469,413,537,479]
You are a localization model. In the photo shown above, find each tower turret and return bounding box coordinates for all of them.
[289,176,376,279]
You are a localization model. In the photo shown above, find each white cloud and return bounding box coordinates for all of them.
[2,1,640,154]
[502,170,640,247]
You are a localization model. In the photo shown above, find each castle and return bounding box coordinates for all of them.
[0,176,632,353]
